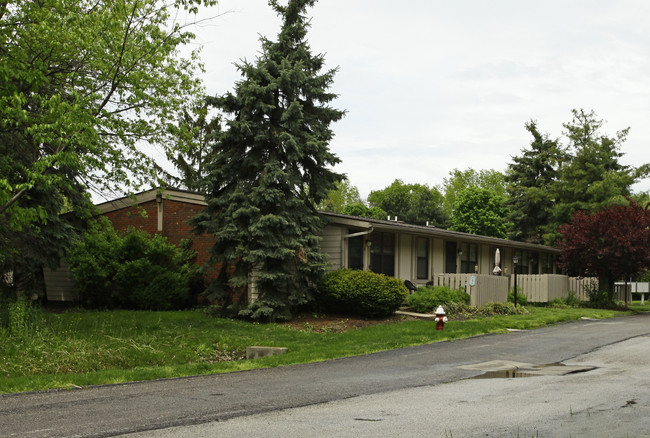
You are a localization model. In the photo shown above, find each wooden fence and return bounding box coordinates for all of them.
[514,274,597,302]
[431,273,598,305]
[430,273,509,307]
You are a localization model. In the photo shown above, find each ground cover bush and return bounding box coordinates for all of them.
[507,289,528,306]
[406,286,470,313]
[66,219,200,310]
[317,269,408,317]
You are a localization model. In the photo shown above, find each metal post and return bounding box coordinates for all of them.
[513,255,519,307]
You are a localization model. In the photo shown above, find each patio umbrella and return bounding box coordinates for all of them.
[493,248,502,275]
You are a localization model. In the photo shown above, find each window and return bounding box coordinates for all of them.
[416,237,429,280]
[459,243,478,274]
[445,241,457,274]
[541,252,554,274]
[513,250,533,274]
[348,234,363,270]
[370,232,395,276]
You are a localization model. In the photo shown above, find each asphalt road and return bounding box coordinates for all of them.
[1,313,649,437]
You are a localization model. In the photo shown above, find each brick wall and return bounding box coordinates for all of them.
[102,198,217,275]
[103,200,158,234]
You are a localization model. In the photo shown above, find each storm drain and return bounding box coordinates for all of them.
[458,360,597,379]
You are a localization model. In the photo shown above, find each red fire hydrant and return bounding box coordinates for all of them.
[434,305,448,331]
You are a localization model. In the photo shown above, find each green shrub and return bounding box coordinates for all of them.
[317,269,408,318]
[564,290,582,307]
[507,288,528,306]
[67,219,199,310]
[479,301,528,316]
[406,286,470,313]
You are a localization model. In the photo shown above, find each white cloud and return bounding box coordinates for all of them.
[185,0,650,198]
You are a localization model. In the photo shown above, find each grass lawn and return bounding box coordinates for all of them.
[1,304,646,395]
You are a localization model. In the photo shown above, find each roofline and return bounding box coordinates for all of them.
[320,211,560,253]
[95,187,206,214]
[92,189,558,253]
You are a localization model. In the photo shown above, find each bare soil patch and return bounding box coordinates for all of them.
[281,312,419,333]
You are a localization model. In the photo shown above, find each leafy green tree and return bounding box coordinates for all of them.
[368,179,447,226]
[548,109,648,244]
[0,0,215,297]
[450,187,511,238]
[342,203,387,220]
[318,179,361,213]
[506,121,565,244]
[193,0,344,321]
[442,168,506,219]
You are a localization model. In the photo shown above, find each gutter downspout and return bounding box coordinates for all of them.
[343,226,374,240]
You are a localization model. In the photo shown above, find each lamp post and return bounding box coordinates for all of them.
[512,255,519,307]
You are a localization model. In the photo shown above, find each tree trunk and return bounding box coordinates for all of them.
[598,273,616,302]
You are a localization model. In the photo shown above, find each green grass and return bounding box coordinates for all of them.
[0,305,638,395]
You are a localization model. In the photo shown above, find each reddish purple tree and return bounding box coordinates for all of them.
[558,202,650,299]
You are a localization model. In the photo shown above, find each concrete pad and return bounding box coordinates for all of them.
[394,310,434,319]
[246,346,288,360]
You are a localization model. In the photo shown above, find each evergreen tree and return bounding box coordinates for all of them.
[163,104,221,193]
[549,109,644,244]
[505,121,565,244]
[192,0,344,321]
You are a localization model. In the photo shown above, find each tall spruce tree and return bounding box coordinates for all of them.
[505,121,565,244]
[192,0,344,321]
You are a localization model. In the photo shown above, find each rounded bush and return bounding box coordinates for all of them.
[406,286,470,313]
[318,269,408,318]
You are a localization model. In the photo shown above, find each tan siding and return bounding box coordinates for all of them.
[397,233,413,281]
[432,238,444,274]
[321,225,345,271]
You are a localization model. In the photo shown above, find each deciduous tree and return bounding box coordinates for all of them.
[318,179,361,213]
[0,0,215,297]
[450,187,511,238]
[368,179,447,227]
[193,0,344,321]
[558,202,650,301]
[441,168,506,219]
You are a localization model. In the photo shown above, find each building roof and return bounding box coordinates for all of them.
[94,187,206,214]
[93,187,559,254]
[320,211,560,254]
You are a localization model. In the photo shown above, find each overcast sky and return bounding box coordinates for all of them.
[179,0,650,199]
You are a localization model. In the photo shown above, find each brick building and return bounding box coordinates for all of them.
[44,188,216,301]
